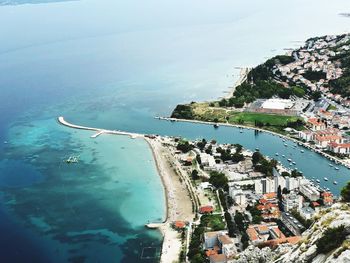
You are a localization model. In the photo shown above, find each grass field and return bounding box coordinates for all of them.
[227,112,301,126]
[190,103,302,127]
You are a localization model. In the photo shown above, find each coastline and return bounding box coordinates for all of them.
[57,116,194,263]
[224,67,251,99]
[156,116,350,169]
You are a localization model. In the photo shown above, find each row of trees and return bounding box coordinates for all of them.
[252,151,277,177]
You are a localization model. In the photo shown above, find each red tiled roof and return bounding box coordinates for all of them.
[312,201,320,207]
[200,205,214,214]
[174,221,186,229]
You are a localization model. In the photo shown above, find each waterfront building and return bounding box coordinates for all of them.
[299,184,320,201]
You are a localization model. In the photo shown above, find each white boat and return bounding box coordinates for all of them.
[334,181,338,185]
[3,141,7,144]
[329,164,333,167]
[324,177,328,181]
[287,159,292,162]
[290,163,293,166]
[282,155,285,158]
[316,179,320,183]
[275,153,279,156]
[335,167,339,170]
[300,150,304,153]
[292,162,296,165]
[284,143,288,147]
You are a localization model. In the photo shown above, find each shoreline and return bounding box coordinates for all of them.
[224,67,251,99]
[57,116,193,263]
[156,116,350,169]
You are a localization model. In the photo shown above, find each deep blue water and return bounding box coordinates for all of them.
[1,0,350,262]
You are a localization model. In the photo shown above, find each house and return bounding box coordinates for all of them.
[327,142,350,154]
[218,234,236,258]
[313,128,342,148]
[298,130,314,142]
[200,205,214,214]
[307,118,326,131]
[321,192,334,206]
[173,221,186,230]
[204,231,222,249]
[204,232,236,260]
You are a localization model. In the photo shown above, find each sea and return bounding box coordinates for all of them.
[0,0,350,262]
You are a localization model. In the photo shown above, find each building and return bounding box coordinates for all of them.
[255,178,276,194]
[200,153,216,170]
[204,231,236,261]
[313,128,342,148]
[281,212,305,236]
[321,192,334,206]
[261,99,294,110]
[307,118,326,131]
[327,142,350,154]
[298,130,314,142]
[204,231,222,249]
[246,224,270,245]
[218,235,236,258]
[200,205,214,214]
[299,184,320,201]
[282,192,303,211]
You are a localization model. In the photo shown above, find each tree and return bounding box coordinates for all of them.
[191,170,199,180]
[316,225,346,254]
[341,181,350,202]
[277,185,282,201]
[252,151,262,165]
[176,140,193,153]
[209,171,228,189]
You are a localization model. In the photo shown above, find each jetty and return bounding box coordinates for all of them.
[57,116,143,139]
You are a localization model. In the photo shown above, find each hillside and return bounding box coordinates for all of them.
[232,203,350,263]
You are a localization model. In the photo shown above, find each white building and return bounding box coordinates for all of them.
[262,99,294,110]
[300,206,316,220]
[299,184,320,201]
[282,192,303,211]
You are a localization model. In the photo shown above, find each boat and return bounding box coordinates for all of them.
[283,139,286,142]
[329,164,333,167]
[300,150,304,153]
[335,167,339,170]
[284,143,288,147]
[65,155,79,164]
[316,179,320,183]
[292,161,296,165]
[214,123,219,128]
[324,177,328,181]
[3,141,7,144]
[240,130,243,133]
[282,155,285,158]
[255,148,260,151]
[334,181,338,185]
[287,159,292,162]
[275,153,279,156]
[290,163,293,166]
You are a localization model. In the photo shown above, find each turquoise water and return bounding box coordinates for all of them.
[1,0,350,262]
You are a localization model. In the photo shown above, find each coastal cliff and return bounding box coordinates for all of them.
[232,203,350,263]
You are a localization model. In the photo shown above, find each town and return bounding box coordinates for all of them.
[156,136,336,263]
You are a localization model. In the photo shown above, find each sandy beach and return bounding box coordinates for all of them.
[145,137,195,263]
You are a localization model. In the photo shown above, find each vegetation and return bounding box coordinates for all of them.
[209,171,228,190]
[201,214,226,231]
[176,140,193,153]
[341,181,350,202]
[191,169,199,180]
[302,70,326,82]
[247,204,263,224]
[316,225,346,254]
[252,151,277,176]
[171,104,194,119]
